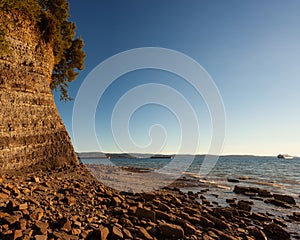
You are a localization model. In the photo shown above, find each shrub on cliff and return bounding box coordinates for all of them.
[0,0,85,101]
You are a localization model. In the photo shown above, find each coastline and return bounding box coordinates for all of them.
[0,164,299,239]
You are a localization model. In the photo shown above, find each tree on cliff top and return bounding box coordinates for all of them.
[0,0,85,101]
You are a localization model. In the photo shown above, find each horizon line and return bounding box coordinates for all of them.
[76,151,298,158]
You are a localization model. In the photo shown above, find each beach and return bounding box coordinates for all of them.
[0,163,299,240]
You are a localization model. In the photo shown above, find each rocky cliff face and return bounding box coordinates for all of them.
[0,11,77,171]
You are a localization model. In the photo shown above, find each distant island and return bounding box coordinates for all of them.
[76,152,176,159]
[76,152,293,160]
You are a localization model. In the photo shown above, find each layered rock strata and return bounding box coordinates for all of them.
[0,11,77,171]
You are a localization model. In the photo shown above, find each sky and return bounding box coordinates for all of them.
[54,0,300,156]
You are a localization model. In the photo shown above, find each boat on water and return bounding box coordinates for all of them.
[277,154,293,160]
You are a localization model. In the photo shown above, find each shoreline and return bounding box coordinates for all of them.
[0,164,299,239]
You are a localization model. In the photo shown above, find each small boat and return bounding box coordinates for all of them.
[277,154,293,160]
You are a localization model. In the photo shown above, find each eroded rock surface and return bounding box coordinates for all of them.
[0,10,77,172]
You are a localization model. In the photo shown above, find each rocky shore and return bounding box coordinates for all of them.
[0,164,299,239]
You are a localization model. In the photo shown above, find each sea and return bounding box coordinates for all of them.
[81,155,300,236]
[80,155,300,197]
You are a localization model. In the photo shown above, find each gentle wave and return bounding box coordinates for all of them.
[81,155,300,195]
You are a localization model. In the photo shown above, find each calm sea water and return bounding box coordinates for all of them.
[81,155,300,197]
[81,155,300,236]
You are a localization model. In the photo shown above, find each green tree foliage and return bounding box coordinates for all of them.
[0,0,85,101]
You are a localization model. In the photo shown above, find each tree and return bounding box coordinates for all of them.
[0,0,85,101]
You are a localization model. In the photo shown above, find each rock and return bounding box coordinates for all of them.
[111,225,123,239]
[273,217,287,228]
[0,211,10,218]
[27,196,40,206]
[264,199,291,208]
[86,227,109,240]
[251,213,269,222]
[65,196,76,206]
[263,223,290,240]
[120,217,133,227]
[73,221,82,228]
[203,233,216,240]
[248,227,268,240]
[53,231,79,240]
[184,206,199,215]
[202,198,210,205]
[1,164,298,240]
[3,215,20,225]
[204,213,231,230]
[136,226,152,240]
[100,227,110,240]
[112,196,122,205]
[18,203,28,210]
[32,176,40,183]
[30,208,44,221]
[244,192,258,197]
[155,209,175,221]
[12,229,23,240]
[226,198,236,204]
[0,192,9,198]
[156,201,171,212]
[0,175,5,184]
[211,228,238,240]
[199,216,215,228]
[142,192,156,201]
[12,187,21,196]
[233,186,250,194]
[250,196,264,201]
[258,189,272,198]
[233,186,260,195]
[228,178,240,183]
[123,228,133,239]
[17,219,27,230]
[71,229,81,235]
[159,222,184,238]
[35,235,47,240]
[179,211,200,224]
[147,224,159,236]
[23,229,34,239]
[61,219,72,232]
[273,194,296,205]
[22,188,31,195]
[237,200,252,212]
[34,221,49,235]
[184,222,200,235]
[290,212,300,221]
[136,207,155,222]
[213,207,238,220]
[172,196,183,206]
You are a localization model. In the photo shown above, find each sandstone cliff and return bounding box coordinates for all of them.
[0,10,77,171]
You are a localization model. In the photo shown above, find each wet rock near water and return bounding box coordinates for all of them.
[0,165,298,239]
[233,185,297,208]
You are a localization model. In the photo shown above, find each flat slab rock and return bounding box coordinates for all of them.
[0,165,297,240]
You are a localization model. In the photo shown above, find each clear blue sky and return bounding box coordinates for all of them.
[54,0,300,156]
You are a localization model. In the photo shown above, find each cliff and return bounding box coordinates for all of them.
[0,10,77,171]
